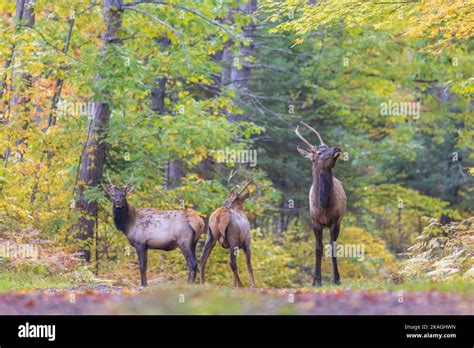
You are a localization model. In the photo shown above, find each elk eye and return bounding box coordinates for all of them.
[317,151,322,156]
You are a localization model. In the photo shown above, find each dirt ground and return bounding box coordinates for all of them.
[0,284,472,315]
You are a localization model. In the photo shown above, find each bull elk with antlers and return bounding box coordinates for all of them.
[105,173,204,286]
[200,169,255,288]
[294,122,347,286]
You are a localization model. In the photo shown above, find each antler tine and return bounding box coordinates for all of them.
[106,170,115,187]
[227,168,239,189]
[126,173,134,187]
[300,121,326,146]
[294,124,314,149]
[238,178,253,195]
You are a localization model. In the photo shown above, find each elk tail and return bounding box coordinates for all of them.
[185,209,205,242]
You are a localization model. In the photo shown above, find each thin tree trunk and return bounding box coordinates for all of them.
[149,36,184,188]
[3,0,35,165]
[10,0,35,117]
[0,1,23,101]
[222,0,257,121]
[195,1,258,180]
[74,0,124,262]
[30,17,75,204]
[397,207,402,252]
[150,76,167,114]
[95,214,99,275]
[47,17,75,129]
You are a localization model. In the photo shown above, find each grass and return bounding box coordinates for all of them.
[120,284,300,315]
[0,258,472,297]
[0,264,472,315]
[307,278,474,295]
[0,261,73,292]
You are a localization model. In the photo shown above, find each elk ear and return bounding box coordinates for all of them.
[297,145,313,160]
[104,185,114,197]
[223,192,234,209]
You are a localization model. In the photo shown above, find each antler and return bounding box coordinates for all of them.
[106,170,115,187]
[227,168,239,189]
[125,173,134,187]
[294,124,314,149]
[300,121,326,146]
[238,179,253,195]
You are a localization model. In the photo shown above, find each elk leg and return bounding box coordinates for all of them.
[330,223,341,285]
[136,245,148,287]
[243,243,256,288]
[179,242,197,284]
[200,229,217,284]
[229,246,243,288]
[191,240,198,283]
[313,223,323,287]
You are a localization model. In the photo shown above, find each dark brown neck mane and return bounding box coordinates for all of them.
[313,164,333,209]
[113,200,135,234]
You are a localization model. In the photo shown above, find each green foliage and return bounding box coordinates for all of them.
[0,0,471,294]
[0,259,73,291]
[251,0,472,256]
[353,184,460,253]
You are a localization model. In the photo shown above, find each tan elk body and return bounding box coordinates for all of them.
[124,208,203,250]
[105,174,204,286]
[200,171,255,287]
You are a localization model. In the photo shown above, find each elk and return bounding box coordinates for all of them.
[200,169,255,288]
[294,122,347,286]
[105,173,204,286]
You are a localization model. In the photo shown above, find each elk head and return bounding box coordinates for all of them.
[294,121,342,170]
[104,171,134,208]
[223,168,253,209]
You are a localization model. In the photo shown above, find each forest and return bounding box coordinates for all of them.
[0,0,472,315]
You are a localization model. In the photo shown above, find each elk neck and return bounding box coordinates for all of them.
[112,200,135,235]
[312,163,334,209]
[231,201,245,212]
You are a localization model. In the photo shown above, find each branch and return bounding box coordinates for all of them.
[126,0,241,42]
[75,2,100,17]
[31,26,84,65]
[244,63,293,74]
[125,6,189,68]
[254,44,311,58]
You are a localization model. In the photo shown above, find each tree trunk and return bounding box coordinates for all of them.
[231,0,257,93]
[149,36,184,188]
[3,0,35,165]
[1,0,34,101]
[195,1,257,180]
[150,76,167,114]
[74,0,124,262]
[151,74,185,188]
[10,0,35,117]
[222,0,257,121]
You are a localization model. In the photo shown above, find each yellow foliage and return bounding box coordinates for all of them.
[401,217,474,281]
[282,225,398,285]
